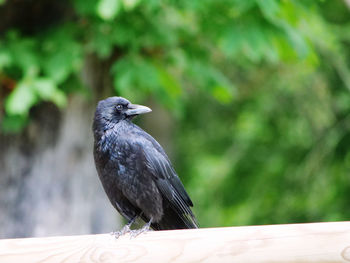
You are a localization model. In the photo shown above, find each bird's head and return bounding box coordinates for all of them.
[94,97,152,125]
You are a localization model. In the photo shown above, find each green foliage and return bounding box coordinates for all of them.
[0,0,312,129]
[1,0,350,227]
[0,26,81,131]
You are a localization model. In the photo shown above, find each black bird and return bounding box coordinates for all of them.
[93,97,198,232]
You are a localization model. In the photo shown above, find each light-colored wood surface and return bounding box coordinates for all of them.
[0,222,350,263]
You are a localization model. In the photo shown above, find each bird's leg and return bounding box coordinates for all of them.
[111,217,137,239]
[130,217,153,238]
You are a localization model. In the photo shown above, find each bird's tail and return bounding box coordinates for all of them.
[143,199,199,230]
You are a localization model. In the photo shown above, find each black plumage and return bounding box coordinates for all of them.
[93,97,198,230]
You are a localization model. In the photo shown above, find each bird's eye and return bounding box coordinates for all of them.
[116,104,123,111]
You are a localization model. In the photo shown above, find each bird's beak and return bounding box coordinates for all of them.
[126,104,152,116]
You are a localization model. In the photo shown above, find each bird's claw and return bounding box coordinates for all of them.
[129,223,151,239]
[110,224,132,239]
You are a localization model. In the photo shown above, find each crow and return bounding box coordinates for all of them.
[93,96,198,234]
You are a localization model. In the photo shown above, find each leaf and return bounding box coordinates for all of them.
[49,89,67,108]
[33,78,56,99]
[5,82,37,115]
[122,0,141,11]
[112,57,133,91]
[256,0,280,21]
[156,66,182,97]
[6,77,68,116]
[7,34,39,74]
[284,25,310,58]
[136,59,160,90]
[33,78,67,108]
[212,85,234,104]
[97,0,121,20]
[0,50,12,69]
[43,51,75,84]
[42,27,82,83]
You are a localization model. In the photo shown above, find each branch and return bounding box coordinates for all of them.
[1,222,350,262]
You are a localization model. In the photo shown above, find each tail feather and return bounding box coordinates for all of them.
[142,198,198,230]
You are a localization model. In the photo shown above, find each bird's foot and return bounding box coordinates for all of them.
[129,221,152,239]
[111,224,132,239]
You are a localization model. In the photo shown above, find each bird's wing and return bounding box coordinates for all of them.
[141,141,198,228]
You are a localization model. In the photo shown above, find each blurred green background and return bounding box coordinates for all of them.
[1,0,350,237]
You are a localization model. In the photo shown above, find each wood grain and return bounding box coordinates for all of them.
[1,222,350,262]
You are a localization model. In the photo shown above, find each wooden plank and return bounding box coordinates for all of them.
[0,222,350,262]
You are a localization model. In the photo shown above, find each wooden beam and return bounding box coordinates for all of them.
[1,222,350,262]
